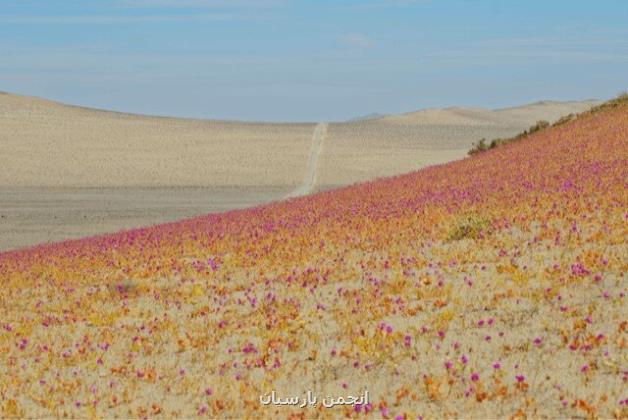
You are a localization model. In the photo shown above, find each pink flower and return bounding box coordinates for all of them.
[533,337,542,346]
[198,404,208,415]
[516,375,525,383]
[571,262,590,276]
[493,362,501,369]
[461,355,468,364]
[471,372,479,382]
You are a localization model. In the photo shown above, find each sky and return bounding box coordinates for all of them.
[1,0,627,122]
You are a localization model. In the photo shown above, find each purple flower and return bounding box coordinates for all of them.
[471,372,479,382]
[198,404,208,415]
[571,262,590,276]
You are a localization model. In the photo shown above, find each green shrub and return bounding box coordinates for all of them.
[447,214,492,241]
[468,138,488,155]
[528,120,549,134]
[553,113,576,126]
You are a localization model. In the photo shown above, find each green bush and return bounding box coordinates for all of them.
[553,113,576,126]
[447,214,492,241]
[468,138,488,155]
[528,120,549,134]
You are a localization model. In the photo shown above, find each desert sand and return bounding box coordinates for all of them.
[0,92,600,250]
[0,187,288,251]
[0,93,314,188]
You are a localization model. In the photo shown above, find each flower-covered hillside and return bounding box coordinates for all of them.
[0,102,627,418]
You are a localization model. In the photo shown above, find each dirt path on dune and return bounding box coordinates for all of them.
[285,122,328,198]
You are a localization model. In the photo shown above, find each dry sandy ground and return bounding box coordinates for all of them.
[0,187,288,251]
[0,93,314,188]
[0,92,600,251]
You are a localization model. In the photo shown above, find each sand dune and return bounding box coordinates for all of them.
[0,93,600,250]
[0,93,314,187]
[381,100,601,126]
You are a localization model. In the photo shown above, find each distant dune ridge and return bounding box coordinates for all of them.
[0,93,315,188]
[0,92,600,189]
[0,92,601,250]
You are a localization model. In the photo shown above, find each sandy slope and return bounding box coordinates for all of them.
[0,93,314,187]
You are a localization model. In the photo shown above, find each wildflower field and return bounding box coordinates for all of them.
[0,103,626,418]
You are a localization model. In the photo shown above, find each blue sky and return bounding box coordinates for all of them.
[1,0,627,122]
